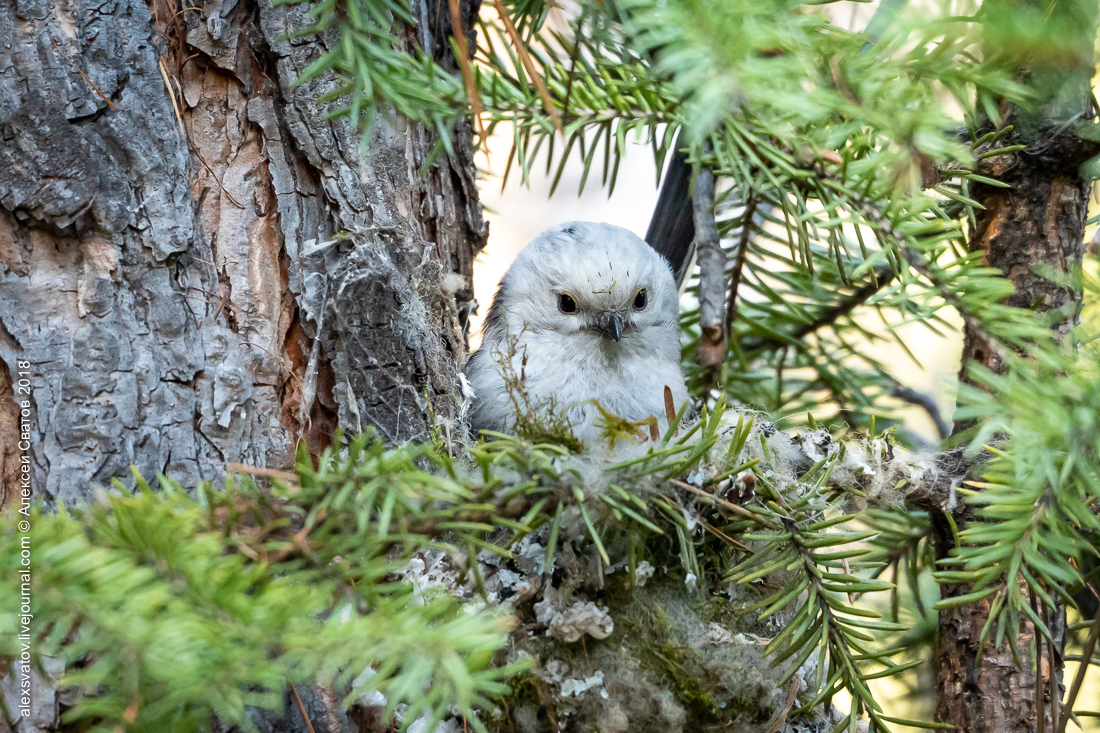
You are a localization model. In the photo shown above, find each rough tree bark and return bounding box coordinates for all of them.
[933,134,1090,729]
[935,1,1098,730]
[0,0,486,509]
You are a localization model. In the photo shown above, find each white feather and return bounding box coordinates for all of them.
[466,221,689,446]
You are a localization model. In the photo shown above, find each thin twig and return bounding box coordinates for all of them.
[739,263,896,352]
[693,148,725,367]
[149,0,244,212]
[890,382,951,440]
[670,479,762,524]
[226,462,299,483]
[725,196,756,343]
[157,57,186,138]
[50,38,117,111]
[289,684,318,733]
[852,197,1010,366]
[1033,590,1046,733]
[491,0,562,132]
[318,684,342,733]
[701,520,750,552]
[1059,603,1100,733]
[447,0,485,142]
[111,695,140,733]
[560,29,583,122]
[764,677,801,733]
[1046,600,1060,733]
[268,510,325,562]
[899,247,1008,366]
[190,144,247,209]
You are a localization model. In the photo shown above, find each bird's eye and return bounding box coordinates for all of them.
[633,288,648,311]
[558,292,578,314]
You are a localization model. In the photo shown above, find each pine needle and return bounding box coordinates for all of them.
[447,0,485,142]
[50,38,118,111]
[490,0,562,133]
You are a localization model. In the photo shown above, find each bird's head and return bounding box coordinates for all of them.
[486,222,680,352]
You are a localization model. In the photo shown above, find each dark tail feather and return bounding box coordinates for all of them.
[645,132,695,287]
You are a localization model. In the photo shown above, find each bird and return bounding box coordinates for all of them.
[465,221,689,448]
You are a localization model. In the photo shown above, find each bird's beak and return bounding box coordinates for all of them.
[595,312,623,342]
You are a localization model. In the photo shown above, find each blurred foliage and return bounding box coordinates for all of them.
[1,447,517,733]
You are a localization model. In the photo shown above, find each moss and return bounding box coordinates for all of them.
[592,400,658,449]
[495,671,555,733]
[625,608,722,724]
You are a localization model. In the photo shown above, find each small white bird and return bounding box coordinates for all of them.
[466,222,689,447]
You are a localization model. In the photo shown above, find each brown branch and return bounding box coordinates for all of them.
[741,171,1007,362]
[1033,590,1047,733]
[890,382,951,440]
[1045,600,1059,733]
[669,479,763,524]
[560,32,583,122]
[289,685,318,733]
[111,696,140,733]
[227,462,300,483]
[848,195,1010,367]
[157,57,186,138]
[764,677,801,733]
[319,685,343,733]
[700,520,751,552]
[190,143,247,209]
[693,154,726,367]
[897,247,1008,366]
[739,264,896,352]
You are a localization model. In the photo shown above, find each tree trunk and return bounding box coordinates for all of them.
[935,2,1098,729]
[0,0,486,507]
[935,135,1091,730]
